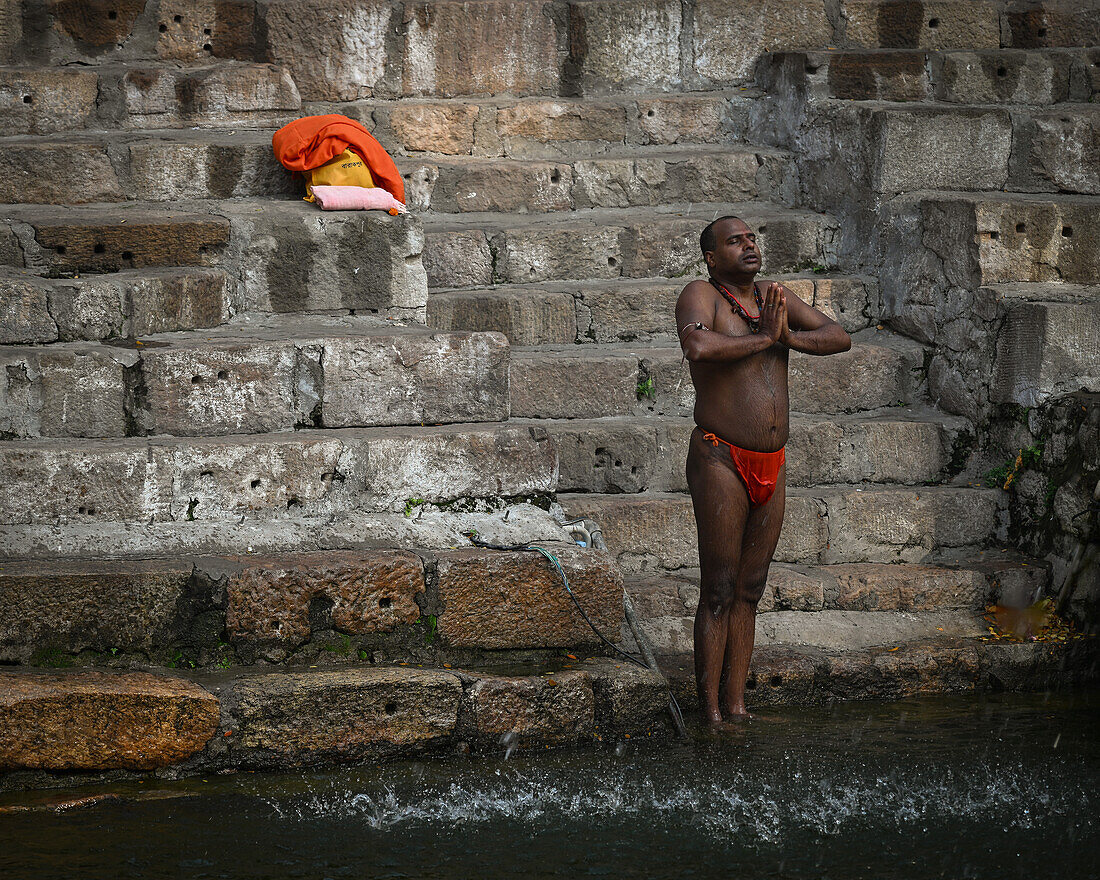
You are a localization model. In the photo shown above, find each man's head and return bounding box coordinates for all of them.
[700,216,761,280]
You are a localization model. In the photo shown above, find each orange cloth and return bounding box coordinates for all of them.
[272,114,405,204]
[701,431,785,507]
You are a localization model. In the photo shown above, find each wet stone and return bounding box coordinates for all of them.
[458,671,595,747]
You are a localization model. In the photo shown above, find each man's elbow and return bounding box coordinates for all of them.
[683,337,706,362]
[838,329,852,353]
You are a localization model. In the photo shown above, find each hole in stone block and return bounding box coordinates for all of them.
[927,17,939,28]
[385,701,398,715]
[630,466,637,474]
[93,243,106,254]
[204,27,212,35]
[990,231,1000,240]
[646,109,655,117]
[217,370,228,380]
[250,478,261,489]
[746,675,757,690]
[22,95,31,104]
[191,375,203,384]
[308,595,334,631]
[320,470,345,484]
[805,64,819,74]
[379,597,392,609]
[159,23,167,32]
[56,245,66,255]
[200,470,213,478]
[1037,28,1047,38]
[1016,222,1026,233]
[758,224,767,234]
[997,66,1007,77]
[287,497,301,509]
[770,675,782,686]
[174,14,182,22]
[550,169,561,183]
[108,9,117,19]
[614,459,622,467]
[203,43,212,52]
[607,257,617,267]
[78,506,95,515]
[1062,226,1073,237]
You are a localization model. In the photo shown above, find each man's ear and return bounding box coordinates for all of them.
[704,251,714,268]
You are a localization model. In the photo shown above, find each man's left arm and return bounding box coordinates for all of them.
[767,282,852,355]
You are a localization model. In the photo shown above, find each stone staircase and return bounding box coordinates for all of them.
[1,0,1097,782]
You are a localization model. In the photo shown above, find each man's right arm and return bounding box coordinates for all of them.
[675,281,782,363]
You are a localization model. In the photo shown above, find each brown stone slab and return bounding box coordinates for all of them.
[436,545,623,649]
[223,667,461,766]
[225,550,425,662]
[458,670,595,745]
[0,670,219,771]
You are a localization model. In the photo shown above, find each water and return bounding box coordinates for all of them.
[3,691,1097,880]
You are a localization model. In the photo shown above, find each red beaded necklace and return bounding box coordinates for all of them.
[709,278,763,333]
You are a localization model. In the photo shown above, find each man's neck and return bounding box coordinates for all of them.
[709,271,757,297]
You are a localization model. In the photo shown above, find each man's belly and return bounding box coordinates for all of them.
[691,388,789,453]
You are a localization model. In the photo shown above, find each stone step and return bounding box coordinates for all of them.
[0,423,557,527]
[0,658,667,775]
[427,273,876,346]
[0,318,509,439]
[422,202,839,288]
[527,408,967,494]
[559,485,1004,570]
[509,329,925,419]
[758,48,1099,104]
[990,299,1100,407]
[0,200,427,318]
[0,543,623,665]
[0,267,236,344]
[0,63,301,135]
[0,130,791,209]
[921,191,1100,285]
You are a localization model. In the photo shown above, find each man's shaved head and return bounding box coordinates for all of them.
[700,216,747,257]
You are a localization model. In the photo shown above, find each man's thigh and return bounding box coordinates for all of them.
[687,433,751,581]
[738,463,786,583]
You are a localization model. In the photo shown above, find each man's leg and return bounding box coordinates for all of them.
[720,464,786,717]
[687,432,751,724]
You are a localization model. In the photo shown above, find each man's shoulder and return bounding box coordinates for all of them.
[678,278,715,301]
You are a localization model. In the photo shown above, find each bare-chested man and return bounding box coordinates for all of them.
[675,216,851,723]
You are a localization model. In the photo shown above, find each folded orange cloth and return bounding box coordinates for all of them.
[272,114,405,204]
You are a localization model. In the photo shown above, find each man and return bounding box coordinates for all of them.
[675,216,851,722]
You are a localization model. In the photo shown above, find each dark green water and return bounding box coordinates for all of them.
[3,691,1097,880]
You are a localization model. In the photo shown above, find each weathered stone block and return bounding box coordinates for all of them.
[872,107,1012,194]
[436,545,623,648]
[227,203,427,313]
[496,100,627,157]
[126,269,235,337]
[0,68,99,134]
[0,670,219,771]
[0,142,122,204]
[459,671,594,745]
[635,95,731,145]
[128,139,294,201]
[260,0,391,101]
[559,492,696,571]
[18,209,230,275]
[0,0,21,63]
[825,51,930,100]
[46,0,145,51]
[0,275,57,344]
[139,342,306,436]
[155,0,259,62]
[567,0,681,92]
[0,442,151,523]
[830,563,989,611]
[389,102,480,154]
[693,0,831,82]
[224,551,424,661]
[937,50,1072,104]
[402,0,564,97]
[671,151,763,203]
[224,668,460,766]
[578,280,680,342]
[422,229,492,288]
[511,350,637,418]
[809,276,874,332]
[1003,3,1100,48]
[762,565,826,611]
[546,417,658,493]
[790,339,920,412]
[572,157,666,208]
[775,494,829,564]
[585,659,668,730]
[786,417,946,485]
[0,559,194,663]
[427,288,578,344]
[499,223,622,283]
[111,63,300,127]
[433,161,573,213]
[321,331,510,426]
[1022,110,1100,195]
[991,302,1100,406]
[842,0,1000,49]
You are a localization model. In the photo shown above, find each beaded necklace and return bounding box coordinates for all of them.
[709,277,763,333]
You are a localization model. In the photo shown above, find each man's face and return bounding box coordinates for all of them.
[706,219,760,278]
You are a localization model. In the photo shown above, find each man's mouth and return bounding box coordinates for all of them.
[743,253,760,263]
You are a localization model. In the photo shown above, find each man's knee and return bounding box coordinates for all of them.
[699,574,738,616]
[735,570,769,606]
